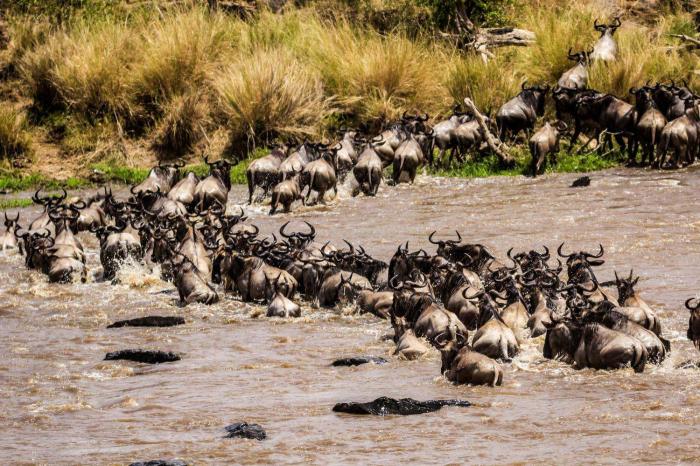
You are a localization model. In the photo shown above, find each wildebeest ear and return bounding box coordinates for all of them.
[588,259,604,266]
[632,277,639,286]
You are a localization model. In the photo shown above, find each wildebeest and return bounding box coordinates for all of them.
[656,97,699,168]
[435,330,504,386]
[575,93,637,156]
[1,212,22,253]
[131,161,183,196]
[93,222,142,281]
[269,174,304,215]
[544,319,647,372]
[301,149,338,204]
[170,253,219,305]
[558,48,593,89]
[352,137,384,196]
[392,133,427,184]
[168,171,199,207]
[246,145,287,204]
[279,142,322,181]
[529,121,567,176]
[630,86,667,166]
[46,206,86,283]
[590,17,621,62]
[583,303,668,363]
[496,82,549,141]
[432,106,471,166]
[686,298,700,351]
[193,156,232,213]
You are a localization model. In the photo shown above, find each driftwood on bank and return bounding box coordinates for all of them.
[440,27,536,62]
[669,34,700,48]
[462,97,515,167]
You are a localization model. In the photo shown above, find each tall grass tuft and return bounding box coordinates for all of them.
[132,8,231,109]
[0,107,33,162]
[305,19,449,123]
[18,33,69,108]
[153,91,208,158]
[51,21,136,119]
[214,48,331,148]
[446,54,520,114]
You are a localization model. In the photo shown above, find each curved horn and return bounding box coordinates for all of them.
[279,221,292,238]
[303,221,316,238]
[428,231,441,245]
[557,242,573,258]
[462,287,484,300]
[342,239,355,255]
[584,244,604,259]
[685,298,700,311]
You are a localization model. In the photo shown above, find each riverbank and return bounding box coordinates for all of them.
[0,0,695,189]
[0,145,625,210]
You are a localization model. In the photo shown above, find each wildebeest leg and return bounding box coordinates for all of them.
[318,189,327,204]
[246,172,255,204]
[569,122,582,153]
[409,167,417,183]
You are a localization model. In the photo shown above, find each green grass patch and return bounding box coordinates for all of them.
[0,171,87,191]
[429,145,624,179]
[0,198,33,209]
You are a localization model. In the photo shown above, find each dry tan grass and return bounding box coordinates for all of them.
[0,106,33,163]
[214,47,331,148]
[152,91,208,158]
[10,0,700,164]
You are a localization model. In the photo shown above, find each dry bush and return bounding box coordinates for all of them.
[132,8,231,108]
[51,21,136,119]
[446,53,521,115]
[152,91,208,158]
[0,107,33,163]
[214,47,331,147]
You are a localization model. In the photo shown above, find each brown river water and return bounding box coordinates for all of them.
[2,168,700,465]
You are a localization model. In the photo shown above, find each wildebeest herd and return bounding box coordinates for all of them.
[242,16,699,214]
[1,154,699,387]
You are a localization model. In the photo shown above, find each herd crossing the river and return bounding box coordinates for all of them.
[1,154,699,387]
[1,16,700,391]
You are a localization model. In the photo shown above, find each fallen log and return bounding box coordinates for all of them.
[462,97,515,167]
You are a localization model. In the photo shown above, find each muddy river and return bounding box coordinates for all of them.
[2,168,700,465]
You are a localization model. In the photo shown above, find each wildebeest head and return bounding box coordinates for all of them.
[32,188,67,209]
[204,155,233,191]
[629,85,658,113]
[594,17,621,36]
[428,230,463,259]
[401,112,430,134]
[388,242,431,284]
[4,211,20,231]
[567,48,593,65]
[48,205,80,234]
[434,326,468,374]
[279,221,316,250]
[686,297,700,350]
[558,242,604,284]
[613,269,639,304]
[521,81,550,116]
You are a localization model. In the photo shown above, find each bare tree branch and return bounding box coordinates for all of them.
[462,97,515,167]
